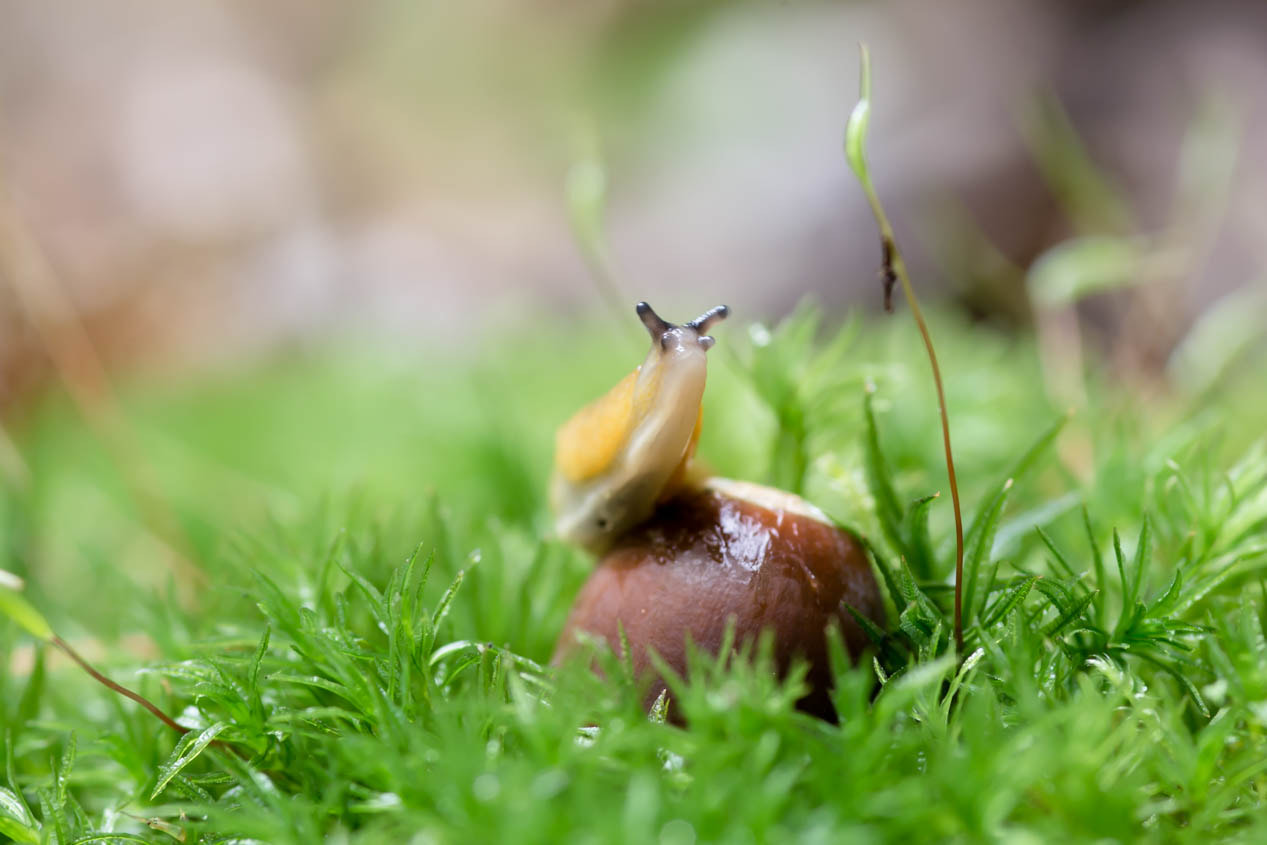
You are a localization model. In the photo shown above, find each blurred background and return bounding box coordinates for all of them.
[2,0,1265,392]
[1,0,1266,620]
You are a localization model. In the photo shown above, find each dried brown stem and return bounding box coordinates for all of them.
[848,46,967,651]
[880,234,967,652]
[0,184,205,593]
[50,635,189,736]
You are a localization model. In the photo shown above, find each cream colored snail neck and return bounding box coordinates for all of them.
[550,301,728,552]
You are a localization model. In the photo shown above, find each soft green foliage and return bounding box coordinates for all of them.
[0,305,1266,842]
[0,587,51,642]
[1027,236,1151,307]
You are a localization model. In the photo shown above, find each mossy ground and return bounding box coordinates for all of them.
[2,307,1266,843]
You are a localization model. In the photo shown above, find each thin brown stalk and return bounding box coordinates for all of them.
[882,238,966,651]
[50,635,189,736]
[0,183,206,594]
[847,45,967,651]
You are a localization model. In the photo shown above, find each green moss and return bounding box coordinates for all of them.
[0,305,1265,842]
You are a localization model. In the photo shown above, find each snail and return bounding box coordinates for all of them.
[550,302,883,721]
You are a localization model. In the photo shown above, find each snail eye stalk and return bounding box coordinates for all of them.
[635,302,672,341]
[636,301,730,348]
[686,305,729,334]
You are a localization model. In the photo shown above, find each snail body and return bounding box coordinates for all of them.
[550,302,728,552]
[550,303,881,720]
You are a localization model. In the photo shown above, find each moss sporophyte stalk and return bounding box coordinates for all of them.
[846,43,967,652]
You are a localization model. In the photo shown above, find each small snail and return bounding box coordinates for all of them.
[551,302,883,721]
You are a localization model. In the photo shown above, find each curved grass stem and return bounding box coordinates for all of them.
[566,153,643,347]
[845,44,967,652]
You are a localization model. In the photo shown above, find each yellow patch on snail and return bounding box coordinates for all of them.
[554,371,637,483]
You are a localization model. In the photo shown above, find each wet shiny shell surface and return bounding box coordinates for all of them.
[552,485,883,720]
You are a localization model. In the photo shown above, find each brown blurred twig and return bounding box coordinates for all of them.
[0,179,207,594]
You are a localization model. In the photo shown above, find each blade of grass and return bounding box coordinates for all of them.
[1083,507,1109,627]
[863,385,906,558]
[963,479,1012,625]
[151,722,227,799]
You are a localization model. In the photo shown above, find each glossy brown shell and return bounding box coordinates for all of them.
[552,485,883,721]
